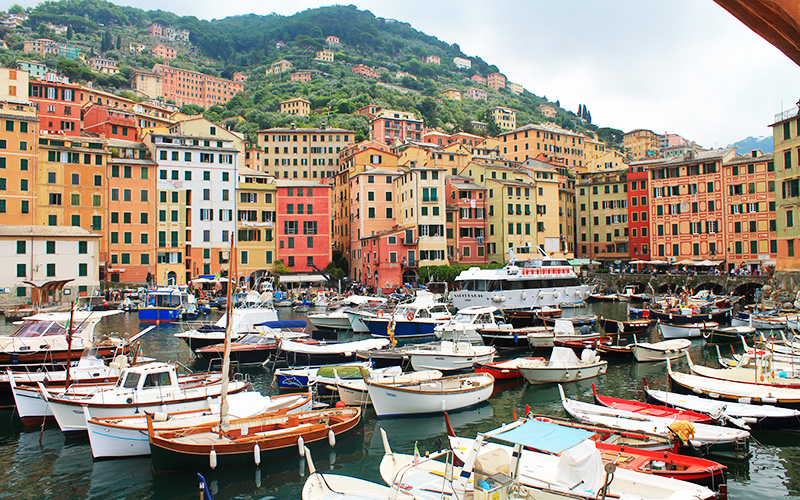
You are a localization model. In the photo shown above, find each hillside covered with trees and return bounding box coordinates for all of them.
[0,1,624,145]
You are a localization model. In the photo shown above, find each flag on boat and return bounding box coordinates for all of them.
[413,441,420,465]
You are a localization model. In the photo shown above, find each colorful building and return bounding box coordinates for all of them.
[441,88,461,101]
[773,106,800,271]
[266,60,292,75]
[576,169,629,264]
[445,177,488,265]
[0,95,37,225]
[351,64,380,79]
[648,148,735,265]
[487,72,506,91]
[464,87,487,101]
[279,98,311,116]
[257,125,354,180]
[370,109,423,146]
[499,123,585,167]
[491,106,516,131]
[131,64,244,108]
[623,128,661,160]
[82,104,137,140]
[275,179,332,273]
[507,82,524,95]
[470,75,487,86]
[236,167,278,280]
[29,79,82,136]
[722,151,776,271]
[424,55,440,65]
[627,160,658,261]
[106,139,157,284]
[314,50,334,62]
[151,44,177,60]
[484,179,538,263]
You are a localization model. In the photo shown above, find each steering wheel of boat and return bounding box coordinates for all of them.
[407,312,415,321]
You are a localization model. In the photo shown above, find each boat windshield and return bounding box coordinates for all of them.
[13,320,85,338]
[452,312,476,323]
[145,293,182,307]
[430,305,450,315]
[119,372,140,388]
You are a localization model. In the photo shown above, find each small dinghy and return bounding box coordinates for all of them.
[517,347,607,384]
[367,372,494,417]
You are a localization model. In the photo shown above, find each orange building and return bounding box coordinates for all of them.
[351,64,380,79]
[623,128,661,161]
[648,148,734,264]
[721,151,776,271]
[498,123,585,167]
[106,139,157,283]
[151,44,177,60]
[487,72,506,91]
[0,101,38,225]
[131,64,244,108]
[36,134,110,264]
[445,177,488,265]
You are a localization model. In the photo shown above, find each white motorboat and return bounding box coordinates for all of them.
[657,321,718,339]
[559,385,751,459]
[629,338,692,362]
[173,290,279,349]
[367,372,494,417]
[84,391,313,458]
[526,318,599,349]
[363,292,451,340]
[450,245,594,310]
[644,379,800,430]
[433,306,508,343]
[667,356,800,408]
[517,347,607,384]
[43,362,248,434]
[306,306,354,331]
[279,338,389,366]
[332,369,442,406]
[404,341,496,372]
[686,350,800,387]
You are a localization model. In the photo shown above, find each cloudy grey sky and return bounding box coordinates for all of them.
[15,0,800,146]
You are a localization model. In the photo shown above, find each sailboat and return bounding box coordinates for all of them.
[147,237,362,471]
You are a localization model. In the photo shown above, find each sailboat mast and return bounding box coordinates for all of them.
[219,235,235,433]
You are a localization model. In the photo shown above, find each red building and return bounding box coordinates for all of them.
[82,104,137,140]
[275,179,333,272]
[29,79,82,136]
[358,227,406,293]
[370,109,424,145]
[446,177,488,265]
[627,161,656,260]
[351,64,380,79]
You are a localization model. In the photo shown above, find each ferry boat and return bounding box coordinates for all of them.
[450,246,594,310]
[138,286,190,323]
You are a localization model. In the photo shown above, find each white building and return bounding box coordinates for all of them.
[0,225,101,303]
[453,57,472,69]
[144,132,238,285]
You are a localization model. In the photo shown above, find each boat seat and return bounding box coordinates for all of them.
[110,355,129,370]
[474,448,510,475]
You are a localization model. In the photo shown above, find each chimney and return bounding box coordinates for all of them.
[320,123,327,130]
[290,122,296,130]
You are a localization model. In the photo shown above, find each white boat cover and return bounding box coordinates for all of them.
[280,338,389,354]
[555,439,604,495]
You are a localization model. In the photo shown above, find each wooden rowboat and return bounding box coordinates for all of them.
[591,383,714,424]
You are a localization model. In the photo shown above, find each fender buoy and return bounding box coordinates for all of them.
[535,416,553,423]
[377,310,384,318]
[407,312,415,321]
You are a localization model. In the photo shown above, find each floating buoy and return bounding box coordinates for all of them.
[328,429,336,447]
[298,436,305,456]
[335,400,346,408]
[254,444,261,465]
[209,449,217,469]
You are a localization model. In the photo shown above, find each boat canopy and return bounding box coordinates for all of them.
[256,320,307,329]
[491,419,593,454]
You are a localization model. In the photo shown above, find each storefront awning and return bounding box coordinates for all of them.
[279,273,328,284]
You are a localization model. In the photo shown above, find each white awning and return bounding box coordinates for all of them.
[279,273,327,284]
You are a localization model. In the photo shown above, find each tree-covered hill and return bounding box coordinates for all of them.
[1,0,616,146]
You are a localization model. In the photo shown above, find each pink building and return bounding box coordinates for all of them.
[147,23,163,37]
[356,105,381,119]
[326,35,340,46]
[470,74,487,86]
[487,72,506,90]
[424,55,440,65]
[233,72,249,82]
[349,167,402,288]
[356,228,406,292]
[352,64,380,79]
[275,179,332,272]
[464,87,487,101]
[446,177,488,265]
[370,109,424,145]
[151,44,177,59]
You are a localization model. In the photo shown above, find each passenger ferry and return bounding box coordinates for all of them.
[450,246,594,310]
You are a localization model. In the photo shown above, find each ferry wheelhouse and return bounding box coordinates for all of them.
[450,246,593,310]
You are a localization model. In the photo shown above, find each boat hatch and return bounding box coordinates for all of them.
[13,320,85,338]
[492,419,593,454]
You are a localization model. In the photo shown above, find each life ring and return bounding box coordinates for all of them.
[377,310,384,318]
[407,312,415,321]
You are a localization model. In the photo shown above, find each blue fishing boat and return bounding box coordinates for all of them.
[363,291,451,340]
[138,286,189,323]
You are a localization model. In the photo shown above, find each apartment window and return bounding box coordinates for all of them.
[46,263,55,277]
[16,263,25,278]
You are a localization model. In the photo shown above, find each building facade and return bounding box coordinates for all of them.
[275,180,332,273]
[773,107,800,271]
[257,125,354,180]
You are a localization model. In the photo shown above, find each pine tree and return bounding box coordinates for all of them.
[577,104,582,117]
[66,25,73,40]
[100,31,113,53]
[116,34,122,50]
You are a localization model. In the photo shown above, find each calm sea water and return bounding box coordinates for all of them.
[1,302,799,500]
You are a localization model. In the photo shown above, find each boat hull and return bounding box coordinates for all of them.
[138,306,182,323]
[477,329,531,349]
[630,340,692,362]
[364,318,438,339]
[648,309,731,324]
[519,362,607,384]
[408,351,495,372]
[367,374,493,417]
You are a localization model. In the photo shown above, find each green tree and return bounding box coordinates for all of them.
[273,259,291,275]
[100,30,113,53]
[8,4,25,14]
[66,25,73,40]
[116,34,121,50]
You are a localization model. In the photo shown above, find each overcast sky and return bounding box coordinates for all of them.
[15,0,800,147]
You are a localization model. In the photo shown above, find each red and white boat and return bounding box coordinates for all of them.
[473,358,543,380]
[592,383,714,424]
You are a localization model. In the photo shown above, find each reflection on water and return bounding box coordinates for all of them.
[0,303,795,498]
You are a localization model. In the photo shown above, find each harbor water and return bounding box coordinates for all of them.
[1,302,799,499]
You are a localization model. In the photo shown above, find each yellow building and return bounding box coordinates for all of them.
[314,50,334,62]
[519,159,566,258]
[36,135,110,264]
[485,179,538,263]
[393,166,448,271]
[167,116,246,173]
[266,59,293,75]
[279,98,311,116]
[585,148,628,172]
[491,106,516,130]
[623,128,661,160]
[258,124,355,181]
[772,106,800,271]
[441,88,461,101]
[236,167,278,279]
[0,94,37,225]
[498,123,585,168]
